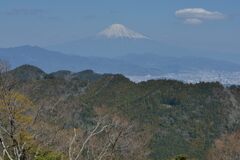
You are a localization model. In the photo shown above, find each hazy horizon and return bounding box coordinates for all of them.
[0,0,239,59]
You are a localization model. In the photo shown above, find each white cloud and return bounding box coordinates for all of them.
[175,8,226,25]
[184,18,202,25]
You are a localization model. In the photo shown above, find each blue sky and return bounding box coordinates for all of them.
[0,0,239,55]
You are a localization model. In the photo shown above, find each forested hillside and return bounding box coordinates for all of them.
[1,63,240,160]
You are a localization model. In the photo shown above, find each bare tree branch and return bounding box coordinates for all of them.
[73,121,109,160]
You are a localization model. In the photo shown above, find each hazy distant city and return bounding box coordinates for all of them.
[128,71,240,85]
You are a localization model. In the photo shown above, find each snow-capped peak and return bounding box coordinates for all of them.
[98,24,149,39]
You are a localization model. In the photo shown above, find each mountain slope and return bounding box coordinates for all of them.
[8,65,240,160]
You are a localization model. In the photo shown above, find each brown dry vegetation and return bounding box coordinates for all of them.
[207,131,240,160]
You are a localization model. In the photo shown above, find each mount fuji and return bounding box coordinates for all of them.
[98,23,149,39]
[47,24,186,57]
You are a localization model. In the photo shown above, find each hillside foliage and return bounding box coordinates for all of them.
[1,63,240,160]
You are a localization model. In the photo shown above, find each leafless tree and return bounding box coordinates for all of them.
[68,115,149,160]
[0,60,33,160]
[0,60,151,160]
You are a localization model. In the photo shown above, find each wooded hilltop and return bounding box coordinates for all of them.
[1,61,240,160]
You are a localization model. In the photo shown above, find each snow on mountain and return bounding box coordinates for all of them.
[98,24,149,39]
[47,24,161,57]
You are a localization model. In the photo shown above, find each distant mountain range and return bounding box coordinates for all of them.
[1,45,240,77]
[0,45,155,74]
